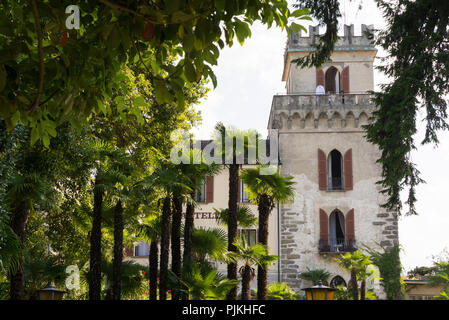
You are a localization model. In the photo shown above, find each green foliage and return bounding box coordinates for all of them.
[434,289,449,300]
[0,0,306,145]
[334,285,378,300]
[192,227,228,262]
[266,282,303,300]
[300,267,331,285]
[179,262,238,300]
[365,0,449,214]
[365,244,404,300]
[426,260,449,290]
[214,205,258,228]
[240,165,296,209]
[228,237,278,269]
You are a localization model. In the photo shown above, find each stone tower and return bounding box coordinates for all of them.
[268,25,399,296]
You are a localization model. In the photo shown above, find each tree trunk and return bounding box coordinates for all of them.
[89,175,103,300]
[226,163,239,300]
[351,269,359,300]
[9,200,29,300]
[182,194,195,300]
[241,265,252,300]
[149,240,159,301]
[257,194,270,300]
[360,279,366,300]
[112,200,123,300]
[159,196,171,300]
[171,195,183,300]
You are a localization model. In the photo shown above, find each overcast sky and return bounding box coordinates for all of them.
[190,0,449,273]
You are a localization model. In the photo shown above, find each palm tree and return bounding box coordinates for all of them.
[214,123,259,300]
[6,172,52,300]
[145,163,190,300]
[138,215,161,301]
[228,238,278,300]
[300,268,332,286]
[240,166,296,300]
[214,205,258,228]
[181,263,238,300]
[177,149,221,299]
[335,250,371,300]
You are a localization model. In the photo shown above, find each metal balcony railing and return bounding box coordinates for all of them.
[319,238,357,253]
[271,93,373,109]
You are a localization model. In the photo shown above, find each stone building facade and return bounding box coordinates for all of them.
[268,24,399,296]
[128,24,399,298]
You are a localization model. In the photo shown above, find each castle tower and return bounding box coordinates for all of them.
[268,25,399,296]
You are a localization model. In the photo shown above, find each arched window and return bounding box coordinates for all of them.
[325,66,340,94]
[328,149,344,190]
[329,210,345,252]
[330,276,347,288]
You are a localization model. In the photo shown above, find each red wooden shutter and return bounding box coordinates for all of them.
[124,246,134,257]
[346,209,355,241]
[237,177,241,203]
[318,149,327,190]
[319,209,329,246]
[205,176,214,203]
[344,149,353,190]
[341,66,350,93]
[316,69,325,87]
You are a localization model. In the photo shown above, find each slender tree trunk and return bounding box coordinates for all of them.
[89,175,103,300]
[226,163,239,300]
[257,194,271,300]
[241,265,252,300]
[182,194,195,300]
[9,200,28,300]
[360,279,366,300]
[171,195,183,300]
[149,240,159,300]
[351,269,359,300]
[112,200,123,300]
[159,196,171,300]
[183,201,195,266]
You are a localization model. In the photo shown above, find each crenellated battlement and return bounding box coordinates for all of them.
[287,24,375,51]
[268,93,375,131]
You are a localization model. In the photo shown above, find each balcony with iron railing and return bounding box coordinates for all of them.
[271,93,374,109]
[319,238,357,254]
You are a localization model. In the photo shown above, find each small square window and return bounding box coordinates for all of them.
[241,181,250,203]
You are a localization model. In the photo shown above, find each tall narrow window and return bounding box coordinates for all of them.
[328,149,344,190]
[329,210,345,252]
[325,67,340,94]
[241,180,250,203]
[194,178,206,203]
[240,229,257,246]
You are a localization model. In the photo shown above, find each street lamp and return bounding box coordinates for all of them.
[302,280,336,300]
[37,282,67,300]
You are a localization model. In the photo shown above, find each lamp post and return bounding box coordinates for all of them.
[37,282,67,300]
[302,280,336,300]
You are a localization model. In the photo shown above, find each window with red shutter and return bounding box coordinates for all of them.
[345,209,355,242]
[318,149,327,190]
[205,176,214,203]
[344,149,353,190]
[319,209,329,251]
[316,69,325,87]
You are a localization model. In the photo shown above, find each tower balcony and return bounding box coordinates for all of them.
[268,93,375,131]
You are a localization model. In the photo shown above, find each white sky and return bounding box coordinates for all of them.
[190,0,449,273]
